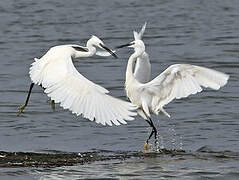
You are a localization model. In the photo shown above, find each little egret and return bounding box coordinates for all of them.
[117,39,229,150]
[18,35,137,126]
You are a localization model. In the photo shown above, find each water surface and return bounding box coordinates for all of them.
[0,0,239,179]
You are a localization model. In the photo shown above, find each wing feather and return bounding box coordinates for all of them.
[144,64,229,109]
[30,46,137,125]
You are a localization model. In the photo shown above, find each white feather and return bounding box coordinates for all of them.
[133,22,151,83]
[30,44,137,126]
[145,64,229,109]
[124,40,229,119]
[133,22,147,40]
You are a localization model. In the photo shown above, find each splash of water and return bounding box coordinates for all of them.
[168,123,183,150]
[155,117,183,150]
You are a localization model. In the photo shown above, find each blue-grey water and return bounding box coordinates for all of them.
[0,0,239,179]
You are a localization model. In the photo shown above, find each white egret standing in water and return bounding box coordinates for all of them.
[18,35,137,126]
[117,37,229,151]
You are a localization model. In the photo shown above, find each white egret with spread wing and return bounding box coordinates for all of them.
[18,35,137,126]
[117,38,229,150]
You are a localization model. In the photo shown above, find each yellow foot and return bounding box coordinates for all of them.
[17,104,26,116]
[48,99,55,112]
[142,141,152,153]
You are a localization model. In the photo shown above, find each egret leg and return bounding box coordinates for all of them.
[48,98,55,111]
[148,118,160,151]
[145,121,155,143]
[40,85,55,112]
[142,118,155,152]
[145,118,158,143]
[51,100,55,111]
[144,117,160,152]
[17,83,34,116]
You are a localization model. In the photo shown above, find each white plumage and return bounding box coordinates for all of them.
[143,63,229,118]
[133,22,151,83]
[27,36,137,126]
[123,40,229,119]
[117,37,229,146]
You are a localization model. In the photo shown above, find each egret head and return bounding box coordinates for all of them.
[116,40,145,54]
[88,35,117,58]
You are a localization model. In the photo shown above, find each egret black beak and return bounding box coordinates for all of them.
[116,42,135,49]
[99,43,118,59]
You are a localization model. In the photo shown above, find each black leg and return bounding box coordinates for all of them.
[24,83,34,106]
[17,83,34,116]
[145,118,158,142]
[40,84,55,111]
[145,119,154,142]
[149,117,158,140]
[147,129,155,143]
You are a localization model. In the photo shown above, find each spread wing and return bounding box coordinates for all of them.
[29,48,136,126]
[143,64,229,110]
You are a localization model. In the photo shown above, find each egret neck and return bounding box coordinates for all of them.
[125,42,145,87]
